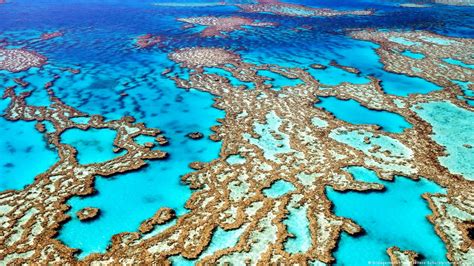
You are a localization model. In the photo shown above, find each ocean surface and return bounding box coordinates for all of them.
[1,0,473,264]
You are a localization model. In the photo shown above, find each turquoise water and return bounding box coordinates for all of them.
[315,96,412,133]
[0,117,58,191]
[59,130,222,257]
[226,154,246,165]
[453,80,474,106]
[263,179,295,198]
[402,50,425,59]
[54,48,226,257]
[377,71,441,96]
[284,204,311,254]
[413,101,474,181]
[60,162,193,257]
[133,134,156,146]
[443,58,474,69]
[242,36,441,96]
[328,167,448,264]
[244,111,294,161]
[60,128,124,165]
[2,0,473,263]
[59,115,223,257]
[388,36,420,46]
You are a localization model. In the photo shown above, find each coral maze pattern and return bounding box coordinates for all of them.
[0,2,474,266]
[1,29,473,264]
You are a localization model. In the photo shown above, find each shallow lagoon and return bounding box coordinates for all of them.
[263,179,295,198]
[244,111,293,161]
[328,167,448,264]
[316,96,412,133]
[60,128,123,165]
[284,204,312,254]
[413,101,474,181]
[58,94,224,257]
[1,0,473,263]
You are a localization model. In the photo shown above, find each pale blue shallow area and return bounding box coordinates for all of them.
[328,167,448,264]
[389,36,420,46]
[226,154,246,165]
[263,179,295,198]
[315,96,412,133]
[0,117,58,191]
[284,204,312,254]
[244,111,293,161]
[413,101,474,181]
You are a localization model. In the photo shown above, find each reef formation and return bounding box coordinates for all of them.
[1,28,473,264]
[0,0,473,265]
[0,48,47,72]
[178,16,276,37]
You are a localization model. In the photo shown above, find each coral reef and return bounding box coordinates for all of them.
[178,16,276,37]
[0,48,47,72]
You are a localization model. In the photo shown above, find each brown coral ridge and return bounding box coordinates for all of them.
[0,83,168,263]
[329,60,361,75]
[186,131,204,140]
[177,16,276,37]
[74,37,473,265]
[77,207,100,221]
[139,208,176,234]
[387,246,420,265]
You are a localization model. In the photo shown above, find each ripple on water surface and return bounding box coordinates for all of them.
[328,167,447,264]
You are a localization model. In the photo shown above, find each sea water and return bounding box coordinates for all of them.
[1,0,473,261]
[315,96,412,133]
[328,167,448,264]
[0,117,58,191]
